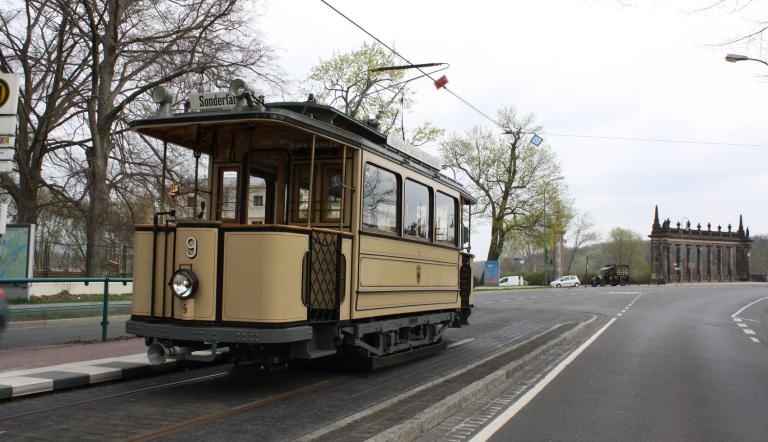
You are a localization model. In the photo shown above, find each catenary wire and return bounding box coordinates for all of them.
[320,1,768,150]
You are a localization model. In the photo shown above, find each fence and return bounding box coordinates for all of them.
[34,239,134,278]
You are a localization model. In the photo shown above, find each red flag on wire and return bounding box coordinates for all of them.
[434,75,449,89]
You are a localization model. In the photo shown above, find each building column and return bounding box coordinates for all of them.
[706,246,712,282]
[696,245,702,282]
[717,247,722,281]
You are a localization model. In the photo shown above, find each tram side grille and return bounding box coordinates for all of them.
[307,231,342,323]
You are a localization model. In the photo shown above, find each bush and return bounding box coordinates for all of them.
[521,272,544,286]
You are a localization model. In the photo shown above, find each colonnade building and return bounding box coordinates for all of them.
[649,206,752,284]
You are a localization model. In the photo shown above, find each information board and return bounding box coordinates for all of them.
[0,224,35,278]
[484,260,500,287]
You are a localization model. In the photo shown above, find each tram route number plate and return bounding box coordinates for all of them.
[185,236,198,259]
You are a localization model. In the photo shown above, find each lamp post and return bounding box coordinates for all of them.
[679,217,690,284]
[725,53,768,68]
[543,176,565,286]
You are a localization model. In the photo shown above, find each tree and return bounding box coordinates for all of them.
[441,106,568,262]
[0,1,90,224]
[604,227,646,271]
[564,212,600,272]
[55,0,279,275]
[304,42,443,144]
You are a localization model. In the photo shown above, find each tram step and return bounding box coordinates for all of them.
[370,340,448,370]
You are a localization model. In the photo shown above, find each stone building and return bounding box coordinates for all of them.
[649,206,752,283]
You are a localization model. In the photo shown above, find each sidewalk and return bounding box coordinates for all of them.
[0,337,178,400]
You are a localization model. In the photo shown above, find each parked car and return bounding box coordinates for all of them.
[0,288,8,332]
[499,275,527,287]
[550,275,581,288]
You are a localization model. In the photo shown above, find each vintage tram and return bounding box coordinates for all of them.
[126,81,475,368]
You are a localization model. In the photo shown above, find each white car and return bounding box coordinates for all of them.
[550,275,580,288]
[499,275,526,287]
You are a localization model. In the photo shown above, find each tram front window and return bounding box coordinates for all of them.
[218,168,239,222]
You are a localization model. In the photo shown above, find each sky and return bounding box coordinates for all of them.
[256,0,768,260]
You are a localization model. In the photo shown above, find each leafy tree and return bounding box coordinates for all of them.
[304,42,443,145]
[564,211,600,272]
[441,106,569,262]
[604,227,647,275]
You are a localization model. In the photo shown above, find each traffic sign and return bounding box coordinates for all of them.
[0,116,15,136]
[0,73,20,115]
[0,161,13,173]
[0,148,13,161]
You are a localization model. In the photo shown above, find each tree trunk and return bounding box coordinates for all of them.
[486,220,504,262]
[85,145,109,276]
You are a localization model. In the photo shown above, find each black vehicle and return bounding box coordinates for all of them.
[591,264,629,287]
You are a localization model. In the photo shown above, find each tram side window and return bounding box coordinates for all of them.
[362,164,399,234]
[435,192,457,245]
[292,164,311,221]
[322,165,343,221]
[217,167,239,222]
[404,179,431,240]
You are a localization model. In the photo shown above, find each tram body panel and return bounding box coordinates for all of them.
[172,228,218,321]
[131,229,175,318]
[221,231,307,323]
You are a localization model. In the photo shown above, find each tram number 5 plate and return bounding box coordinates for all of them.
[185,236,198,259]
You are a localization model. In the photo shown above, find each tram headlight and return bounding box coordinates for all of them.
[169,269,198,299]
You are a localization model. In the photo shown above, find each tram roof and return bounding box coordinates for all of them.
[130,99,476,203]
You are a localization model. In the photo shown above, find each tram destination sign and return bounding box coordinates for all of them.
[189,91,237,111]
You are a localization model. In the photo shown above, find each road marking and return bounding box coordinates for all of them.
[731,296,768,318]
[617,313,622,317]
[750,337,761,343]
[500,299,509,302]
[448,338,475,348]
[733,318,742,322]
[482,302,494,304]
[469,318,617,442]
[737,323,748,328]
[743,329,756,335]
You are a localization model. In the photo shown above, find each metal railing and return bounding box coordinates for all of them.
[0,277,132,342]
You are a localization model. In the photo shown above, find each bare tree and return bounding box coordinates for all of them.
[565,212,600,272]
[0,1,90,224]
[441,106,569,262]
[55,0,280,275]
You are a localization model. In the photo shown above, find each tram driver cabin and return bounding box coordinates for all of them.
[125,82,476,367]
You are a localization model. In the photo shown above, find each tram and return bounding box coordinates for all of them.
[126,80,476,368]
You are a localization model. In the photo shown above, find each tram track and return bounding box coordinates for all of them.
[0,310,592,441]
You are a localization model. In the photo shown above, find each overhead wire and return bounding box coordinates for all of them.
[320,0,768,150]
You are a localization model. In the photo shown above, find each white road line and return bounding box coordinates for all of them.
[733,318,742,322]
[731,296,768,318]
[500,300,509,302]
[448,338,476,348]
[469,318,617,442]
[737,323,748,328]
[737,318,760,323]
[482,302,494,304]
[750,337,761,343]
[743,329,756,335]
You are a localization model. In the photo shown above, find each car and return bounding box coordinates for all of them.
[0,288,7,332]
[499,275,527,287]
[550,275,580,288]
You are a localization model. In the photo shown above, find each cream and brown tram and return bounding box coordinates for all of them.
[126,83,475,368]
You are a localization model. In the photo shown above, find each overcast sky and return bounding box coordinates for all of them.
[258,0,768,260]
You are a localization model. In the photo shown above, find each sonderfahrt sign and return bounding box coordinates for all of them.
[188,92,237,111]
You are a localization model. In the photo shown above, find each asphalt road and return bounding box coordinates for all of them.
[0,316,130,350]
[474,283,768,441]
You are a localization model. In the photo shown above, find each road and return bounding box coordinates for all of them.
[467,283,768,441]
[0,316,130,350]
[1,283,766,441]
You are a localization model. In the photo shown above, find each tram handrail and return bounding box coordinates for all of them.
[0,276,133,342]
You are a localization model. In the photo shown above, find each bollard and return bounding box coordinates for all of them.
[101,277,110,342]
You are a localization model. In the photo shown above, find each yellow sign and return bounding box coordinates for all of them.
[0,78,9,108]
[0,73,19,115]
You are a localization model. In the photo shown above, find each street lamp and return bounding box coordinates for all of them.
[679,217,690,284]
[724,53,768,68]
[543,176,565,286]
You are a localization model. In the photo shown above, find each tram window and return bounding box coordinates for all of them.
[435,192,457,245]
[247,175,268,224]
[404,179,431,240]
[362,164,399,234]
[322,165,343,221]
[217,167,239,222]
[292,164,311,221]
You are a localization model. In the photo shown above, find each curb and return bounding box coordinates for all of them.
[367,314,599,442]
[0,352,177,400]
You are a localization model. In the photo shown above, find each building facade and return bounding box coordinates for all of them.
[649,206,752,284]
